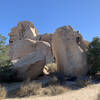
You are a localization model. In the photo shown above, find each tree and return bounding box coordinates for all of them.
[0,34,10,66]
[0,34,16,83]
[87,37,100,75]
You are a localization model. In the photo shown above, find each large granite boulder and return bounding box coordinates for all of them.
[11,40,53,80]
[10,39,53,80]
[13,52,46,80]
[8,21,54,80]
[52,26,88,77]
[10,39,53,64]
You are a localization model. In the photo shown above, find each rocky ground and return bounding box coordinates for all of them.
[2,83,100,100]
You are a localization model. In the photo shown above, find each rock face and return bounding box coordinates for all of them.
[75,32,89,52]
[9,21,38,42]
[35,33,53,46]
[11,40,53,80]
[52,26,88,77]
[13,52,46,80]
[8,21,38,60]
[8,21,53,80]
[9,39,53,64]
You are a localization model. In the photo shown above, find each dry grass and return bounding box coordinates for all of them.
[14,81,68,97]
[37,84,67,96]
[76,78,92,88]
[0,84,7,99]
[15,82,42,97]
[76,79,87,87]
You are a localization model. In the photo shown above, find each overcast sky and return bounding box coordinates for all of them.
[0,0,100,43]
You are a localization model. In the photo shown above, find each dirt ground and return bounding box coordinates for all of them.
[3,83,100,100]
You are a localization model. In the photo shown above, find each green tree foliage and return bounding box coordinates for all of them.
[0,34,16,83]
[87,37,100,75]
[0,34,9,64]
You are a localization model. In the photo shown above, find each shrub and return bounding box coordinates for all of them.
[87,37,100,75]
[15,82,42,97]
[0,34,9,63]
[14,81,67,97]
[0,34,19,83]
[0,60,18,83]
[38,84,67,96]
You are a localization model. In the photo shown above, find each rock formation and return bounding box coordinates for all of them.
[8,21,38,60]
[35,33,53,46]
[13,52,46,80]
[52,26,88,77]
[8,21,88,80]
[75,31,89,52]
[9,21,38,42]
[8,21,53,80]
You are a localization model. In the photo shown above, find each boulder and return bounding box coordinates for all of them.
[8,21,54,64]
[11,40,53,80]
[35,33,53,46]
[13,52,46,80]
[9,39,36,60]
[10,39,53,64]
[8,21,54,80]
[52,26,88,77]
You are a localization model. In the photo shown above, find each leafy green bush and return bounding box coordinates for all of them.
[87,37,100,75]
[0,60,18,83]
